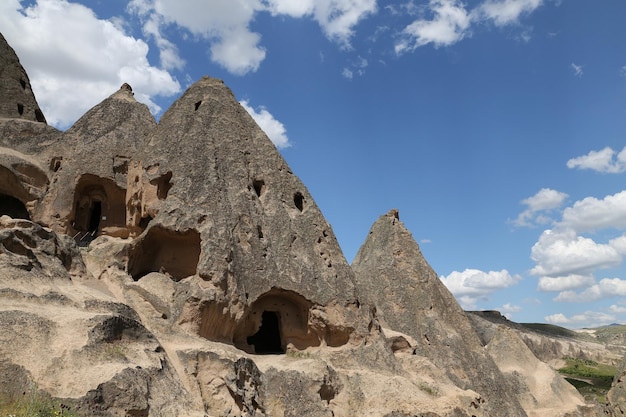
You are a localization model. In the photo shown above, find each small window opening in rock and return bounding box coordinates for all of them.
[138,215,153,230]
[257,225,264,239]
[294,192,304,212]
[34,109,46,123]
[17,103,24,115]
[318,383,336,404]
[88,201,102,232]
[0,194,30,220]
[252,180,265,197]
[19,79,26,89]
[194,101,202,111]
[50,157,62,172]
[247,311,284,354]
[150,171,173,200]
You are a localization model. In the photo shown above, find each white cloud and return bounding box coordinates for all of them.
[129,0,266,75]
[240,100,291,149]
[476,0,543,26]
[342,55,368,79]
[560,191,626,233]
[544,313,569,324]
[440,268,521,309]
[501,303,522,313]
[267,0,378,48]
[530,229,624,278]
[309,0,378,48]
[395,0,545,53]
[545,310,616,328]
[500,303,522,319]
[571,62,583,77]
[395,0,471,53]
[0,0,180,128]
[139,12,185,70]
[609,304,626,314]
[537,274,595,292]
[265,0,314,17]
[566,146,626,173]
[130,0,376,75]
[554,278,626,302]
[513,188,568,227]
[528,190,626,299]
[210,29,267,75]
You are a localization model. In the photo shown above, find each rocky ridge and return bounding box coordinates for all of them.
[0,32,622,416]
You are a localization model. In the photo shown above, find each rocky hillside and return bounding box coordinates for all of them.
[468,311,624,366]
[0,32,622,417]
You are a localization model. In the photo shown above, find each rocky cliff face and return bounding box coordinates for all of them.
[0,32,610,417]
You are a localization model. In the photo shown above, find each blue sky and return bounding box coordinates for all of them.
[2,0,626,328]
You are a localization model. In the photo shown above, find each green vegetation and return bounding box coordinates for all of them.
[593,324,626,344]
[0,389,76,417]
[558,357,616,403]
[417,381,439,396]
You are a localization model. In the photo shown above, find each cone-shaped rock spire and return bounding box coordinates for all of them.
[0,33,46,123]
[141,76,358,306]
[352,209,527,416]
[35,83,156,234]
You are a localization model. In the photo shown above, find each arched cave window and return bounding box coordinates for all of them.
[0,194,30,220]
[71,174,126,240]
[247,311,284,354]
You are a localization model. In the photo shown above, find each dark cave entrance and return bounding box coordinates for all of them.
[88,201,102,232]
[247,311,284,354]
[0,194,30,220]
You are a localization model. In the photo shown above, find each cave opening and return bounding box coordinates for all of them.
[247,311,284,354]
[127,227,201,281]
[294,192,304,212]
[0,194,30,220]
[88,201,102,232]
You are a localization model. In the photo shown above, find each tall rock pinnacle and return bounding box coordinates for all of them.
[352,209,527,416]
[0,33,46,123]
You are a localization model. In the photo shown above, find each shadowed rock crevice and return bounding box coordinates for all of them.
[127,226,201,281]
[0,193,30,220]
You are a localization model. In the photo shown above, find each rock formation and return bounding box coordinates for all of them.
[0,33,46,123]
[0,32,612,416]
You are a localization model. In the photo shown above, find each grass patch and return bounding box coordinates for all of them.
[0,389,76,417]
[417,381,439,396]
[559,357,616,403]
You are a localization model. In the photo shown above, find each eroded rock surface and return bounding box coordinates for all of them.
[352,210,527,416]
[0,32,611,417]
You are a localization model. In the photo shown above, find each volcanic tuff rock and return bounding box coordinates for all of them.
[352,210,527,416]
[0,33,46,123]
[0,31,614,417]
[467,310,623,366]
